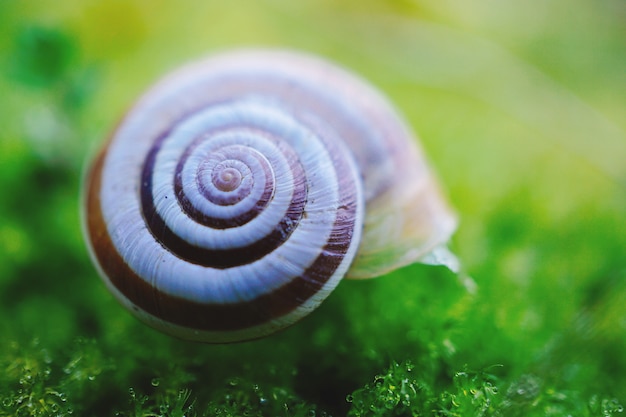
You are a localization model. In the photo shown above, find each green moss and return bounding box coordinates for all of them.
[345,361,623,416]
[0,338,109,416]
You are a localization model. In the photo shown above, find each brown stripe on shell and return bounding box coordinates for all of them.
[85,141,359,333]
[141,119,308,268]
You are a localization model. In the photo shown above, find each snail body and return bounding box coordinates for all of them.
[83,49,457,343]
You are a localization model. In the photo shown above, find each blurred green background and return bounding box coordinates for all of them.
[1,0,624,416]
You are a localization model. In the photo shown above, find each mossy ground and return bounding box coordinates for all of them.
[1,1,625,416]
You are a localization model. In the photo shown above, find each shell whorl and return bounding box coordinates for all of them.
[84,49,457,343]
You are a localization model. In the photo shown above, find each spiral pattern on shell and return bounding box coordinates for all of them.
[84,49,457,343]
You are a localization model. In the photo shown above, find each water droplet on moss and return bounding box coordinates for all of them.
[384,400,397,410]
[151,377,160,387]
[345,394,354,403]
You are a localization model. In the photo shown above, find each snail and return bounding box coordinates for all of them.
[83,49,457,343]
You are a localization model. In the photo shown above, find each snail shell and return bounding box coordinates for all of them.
[83,49,457,343]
